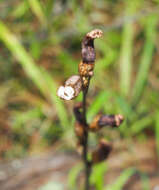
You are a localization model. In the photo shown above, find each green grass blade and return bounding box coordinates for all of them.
[105,168,135,190]
[115,96,134,118]
[90,162,108,190]
[28,0,46,25]
[12,0,29,18]
[119,22,134,97]
[130,114,154,135]
[45,0,54,17]
[119,0,141,97]
[40,67,70,128]
[0,21,69,128]
[132,15,158,106]
[68,163,82,190]
[87,91,111,122]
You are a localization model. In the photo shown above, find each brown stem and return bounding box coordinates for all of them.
[82,78,92,190]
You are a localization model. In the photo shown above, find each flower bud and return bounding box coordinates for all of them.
[89,114,124,132]
[57,75,82,100]
[79,29,103,87]
[81,29,103,63]
[92,139,112,164]
[78,61,94,77]
[98,114,124,127]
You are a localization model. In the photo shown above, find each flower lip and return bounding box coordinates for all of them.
[57,86,75,100]
[57,75,82,100]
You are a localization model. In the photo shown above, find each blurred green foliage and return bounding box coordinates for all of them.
[0,0,159,188]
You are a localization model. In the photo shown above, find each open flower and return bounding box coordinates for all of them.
[57,86,75,100]
[57,75,82,100]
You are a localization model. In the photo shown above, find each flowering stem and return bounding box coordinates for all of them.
[57,29,124,190]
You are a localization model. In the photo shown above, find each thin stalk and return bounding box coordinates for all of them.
[82,78,92,190]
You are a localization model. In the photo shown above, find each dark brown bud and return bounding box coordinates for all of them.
[79,29,103,88]
[99,114,124,127]
[89,114,124,132]
[92,139,112,164]
[57,75,82,100]
[81,29,103,63]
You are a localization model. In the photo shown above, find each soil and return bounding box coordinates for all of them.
[0,138,158,190]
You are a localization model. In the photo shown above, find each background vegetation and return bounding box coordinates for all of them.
[0,0,159,189]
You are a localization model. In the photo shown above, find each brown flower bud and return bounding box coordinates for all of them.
[92,139,112,164]
[99,114,124,127]
[78,61,94,88]
[89,114,124,132]
[57,75,82,100]
[89,114,102,131]
[79,29,103,87]
[81,29,103,63]
[78,61,94,77]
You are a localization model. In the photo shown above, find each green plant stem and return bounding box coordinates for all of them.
[82,78,92,190]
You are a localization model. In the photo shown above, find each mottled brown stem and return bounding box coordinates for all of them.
[82,78,92,190]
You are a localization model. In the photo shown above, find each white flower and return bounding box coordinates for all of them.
[57,86,75,100]
[57,75,82,100]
